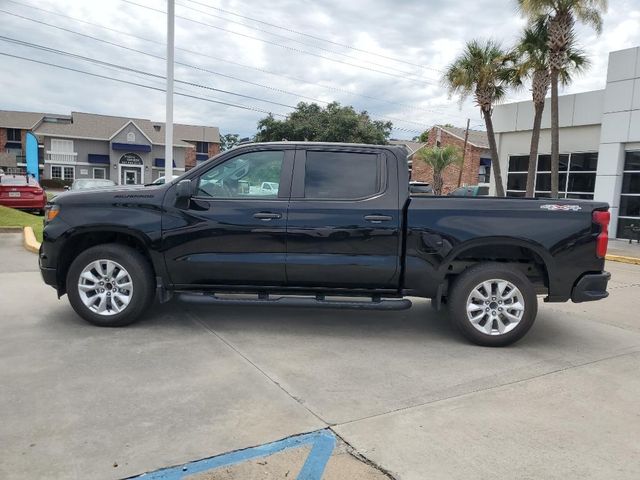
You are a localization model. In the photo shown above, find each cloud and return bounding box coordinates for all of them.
[1,0,639,139]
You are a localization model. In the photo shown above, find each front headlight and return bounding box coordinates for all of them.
[44,204,60,223]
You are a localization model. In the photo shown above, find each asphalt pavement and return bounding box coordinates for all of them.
[1,232,639,479]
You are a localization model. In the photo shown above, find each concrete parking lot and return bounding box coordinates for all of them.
[1,232,639,479]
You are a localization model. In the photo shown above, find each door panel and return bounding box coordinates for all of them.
[161,148,293,287]
[285,148,401,289]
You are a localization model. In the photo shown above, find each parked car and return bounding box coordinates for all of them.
[39,142,611,347]
[0,175,47,214]
[449,185,490,196]
[149,175,180,186]
[409,181,433,194]
[68,179,117,191]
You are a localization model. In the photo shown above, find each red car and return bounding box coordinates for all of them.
[0,175,47,214]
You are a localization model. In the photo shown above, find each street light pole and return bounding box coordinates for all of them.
[164,0,175,182]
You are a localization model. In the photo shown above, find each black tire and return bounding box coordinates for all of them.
[448,263,538,347]
[66,244,155,327]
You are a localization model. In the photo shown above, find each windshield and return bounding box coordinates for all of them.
[0,175,31,186]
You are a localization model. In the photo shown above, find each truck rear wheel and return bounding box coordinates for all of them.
[66,244,154,327]
[448,263,538,347]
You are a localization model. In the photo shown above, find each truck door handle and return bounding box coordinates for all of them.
[364,214,392,223]
[253,212,282,220]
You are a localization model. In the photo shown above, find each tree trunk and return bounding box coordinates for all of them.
[550,68,560,198]
[483,109,505,197]
[526,102,545,197]
[433,171,444,196]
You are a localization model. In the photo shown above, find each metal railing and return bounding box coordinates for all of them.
[45,151,78,164]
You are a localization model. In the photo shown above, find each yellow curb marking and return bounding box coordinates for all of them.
[23,226,41,254]
[606,254,640,265]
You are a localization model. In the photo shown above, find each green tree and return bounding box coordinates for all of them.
[510,18,589,196]
[220,133,240,151]
[412,130,430,143]
[517,0,607,197]
[415,145,463,195]
[255,102,392,144]
[444,40,511,196]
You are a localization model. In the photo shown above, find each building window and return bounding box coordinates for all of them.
[478,159,491,184]
[127,131,136,143]
[618,151,640,240]
[93,168,106,179]
[51,165,74,180]
[506,152,597,199]
[196,141,209,154]
[51,139,74,152]
[6,128,21,142]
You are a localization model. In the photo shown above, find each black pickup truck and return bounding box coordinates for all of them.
[39,142,611,346]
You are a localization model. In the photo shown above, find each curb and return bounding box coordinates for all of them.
[606,254,640,265]
[23,226,41,254]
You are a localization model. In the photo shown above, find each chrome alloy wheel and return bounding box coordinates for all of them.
[466,279,525,336]
[77,260,133,316]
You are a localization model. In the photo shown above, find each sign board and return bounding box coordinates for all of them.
[119,153,143,165]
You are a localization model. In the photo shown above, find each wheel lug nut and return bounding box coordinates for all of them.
[492,297,496,300]
[498,307,503,311]
[485,307,490,312]
[492,311,496,315]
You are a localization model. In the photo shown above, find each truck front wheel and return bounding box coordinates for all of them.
[448,263,538,347]
[66,244,155,327]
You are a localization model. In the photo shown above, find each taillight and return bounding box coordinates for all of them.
[593,210,610,258]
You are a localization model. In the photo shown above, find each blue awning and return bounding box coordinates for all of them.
[5,141,22,150]
[480,157,492,166]
[88,154,110,164]
[112,142,151,152]
[154,158,176,168]
[196,153,209,162]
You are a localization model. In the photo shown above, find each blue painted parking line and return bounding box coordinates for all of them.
[130,429,336,480]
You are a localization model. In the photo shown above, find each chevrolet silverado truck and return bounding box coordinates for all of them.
[39,142,611,346]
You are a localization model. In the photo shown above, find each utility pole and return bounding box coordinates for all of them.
[164,0,175,182]
[457,118,470,187]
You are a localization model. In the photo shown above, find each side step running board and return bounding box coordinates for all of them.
[177,292,412,311]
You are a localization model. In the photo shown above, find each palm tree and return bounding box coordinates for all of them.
[444,40,511,196]
[510,18,590,196]
[416,145,462,195]
[517,0,607,197]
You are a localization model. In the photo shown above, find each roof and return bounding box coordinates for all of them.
[0,110,220,146]
[437,125,489,149]
[0,110,45,129]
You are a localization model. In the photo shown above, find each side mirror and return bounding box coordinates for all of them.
[176,179,193,199]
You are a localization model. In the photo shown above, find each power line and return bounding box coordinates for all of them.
[171,0,439,83]
[0,52,288,117]
[0,11,436,129]
[3,0,459,118]
[120,0,436,88]
[182,0,444,74]
[1,51,424,134]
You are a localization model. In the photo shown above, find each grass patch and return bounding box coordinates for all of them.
[0,205,43,242]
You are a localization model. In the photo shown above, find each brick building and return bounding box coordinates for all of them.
[0,110,220,184]
[393,125,492,194]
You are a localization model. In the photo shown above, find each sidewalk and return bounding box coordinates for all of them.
[608,238,640,263]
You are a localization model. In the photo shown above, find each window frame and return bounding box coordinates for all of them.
[619,150,640,222]
[291,148,387,201]
[192,148,293,201]
[6,128,21,142]
[93,167,106,179]
[51,138,74,153]
[51,165,75,180]
[506,151,597,199]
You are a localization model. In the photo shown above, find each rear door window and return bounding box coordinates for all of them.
[304,151,381,199]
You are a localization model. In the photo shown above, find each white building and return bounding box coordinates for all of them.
[491,46,640,239]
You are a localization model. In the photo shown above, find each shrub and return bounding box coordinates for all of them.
[40,178,72,189]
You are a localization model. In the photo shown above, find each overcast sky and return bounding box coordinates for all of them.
[1,0,639,139]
